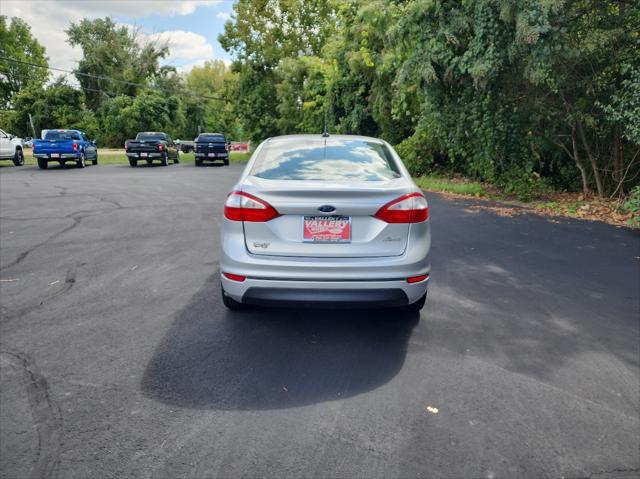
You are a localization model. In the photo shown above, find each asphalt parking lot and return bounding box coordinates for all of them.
[1,163,638,479]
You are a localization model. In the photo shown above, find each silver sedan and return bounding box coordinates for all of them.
[219,134,431,312]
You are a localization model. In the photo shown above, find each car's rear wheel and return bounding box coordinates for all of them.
[77,153,86,168]
[161,155,169,167]
[13,149,24,166]
[129,159,137,167]
[37,158,48,169]
[195,158,203,166]
[221,286,244,311]
[401,292,427,312]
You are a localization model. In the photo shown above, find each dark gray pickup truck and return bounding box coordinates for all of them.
[125,132,180,167]
[193,133,229,166]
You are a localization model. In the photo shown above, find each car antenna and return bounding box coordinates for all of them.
[322,108,329,137]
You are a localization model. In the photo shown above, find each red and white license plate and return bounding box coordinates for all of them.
[141,152,148,157]
[208,153,216,157]
[50,153,59,158]
[303,216,351,243]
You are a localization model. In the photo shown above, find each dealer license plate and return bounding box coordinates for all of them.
[303,216,351,243]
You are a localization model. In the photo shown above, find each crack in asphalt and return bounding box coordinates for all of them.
[0,349,62,479]
[0,264,78,325]
[0,206,119,273]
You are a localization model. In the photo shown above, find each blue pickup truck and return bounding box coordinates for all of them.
[32,130,98,169]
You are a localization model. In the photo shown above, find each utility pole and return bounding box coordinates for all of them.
[28,113,36,138]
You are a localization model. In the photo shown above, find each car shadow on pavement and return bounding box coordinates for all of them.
[141,274,419,411]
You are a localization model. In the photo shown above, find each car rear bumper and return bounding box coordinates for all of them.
[221,276,428,306]
[195,153,228,158]
[34,153,79,159]
[127,152,165,158]
[220,217,431,305]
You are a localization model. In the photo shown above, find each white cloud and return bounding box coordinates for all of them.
[0,1,221,76]
[216,12,231,22]
[145,31,214,61]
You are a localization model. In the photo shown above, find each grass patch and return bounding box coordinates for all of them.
[23,149,251,166]
[415,175,486,196]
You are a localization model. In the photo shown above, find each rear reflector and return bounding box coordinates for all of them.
[407,274,429,283]
[374,192,429,223]
[223,272,246,282]
[224,191,280,222]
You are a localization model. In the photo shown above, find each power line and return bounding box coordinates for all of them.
[0,55,227,102]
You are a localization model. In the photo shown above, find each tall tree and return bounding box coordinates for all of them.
[219,0,336,141]
[0,16,48,108]
[66,18,168,110]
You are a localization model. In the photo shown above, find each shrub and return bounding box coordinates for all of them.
[623,186,640,227]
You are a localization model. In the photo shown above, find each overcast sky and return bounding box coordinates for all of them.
[1,0,234,79]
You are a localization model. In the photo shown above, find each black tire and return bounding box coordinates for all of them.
[401,291,427,312]
[37,158,48,170]
[92,153,98,165]
[195,158,203,167]
[224,159,229,166]
[77,153,86,168]
[161,155,169,167]
[13,148,24,166]
[129,159,137,167]
[221,286,244,311]
[174,151,180,164]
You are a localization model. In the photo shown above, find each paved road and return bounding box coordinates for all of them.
[1,163,638,479]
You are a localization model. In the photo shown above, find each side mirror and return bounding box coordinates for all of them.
[8,135,14,140]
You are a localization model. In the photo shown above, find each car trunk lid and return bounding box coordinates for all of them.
[240,176,412,258]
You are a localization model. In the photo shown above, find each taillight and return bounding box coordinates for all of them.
[158,144,164,151]
[407,274,429,283]
[124,142,128,150]
[193,145,198,152]
[72,143,78,151]
[223,272,246,282]
[374,192,428,223]
[224,191,279,222]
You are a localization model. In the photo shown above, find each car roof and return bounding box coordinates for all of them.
[264,134,385,144]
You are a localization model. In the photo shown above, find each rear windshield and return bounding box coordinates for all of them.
[197,134,225,142]
[136,133,166,141]
[251,138,401,181]
[45,131,81,141]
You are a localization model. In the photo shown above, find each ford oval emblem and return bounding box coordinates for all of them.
[318,205,336,213]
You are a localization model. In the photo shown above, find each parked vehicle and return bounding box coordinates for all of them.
[125,132,179,167]
[0,129,25,166]
[178,140,194,153]
[219,134,431,312]
[194,133,229,166]
[32,129,98,169]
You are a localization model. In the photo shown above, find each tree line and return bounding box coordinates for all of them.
[0,17,240,148]
[1,1,639,199]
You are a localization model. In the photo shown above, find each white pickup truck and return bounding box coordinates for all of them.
[0,129,25,166]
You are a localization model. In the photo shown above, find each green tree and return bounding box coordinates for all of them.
[96,91,184,147]
[219,0,336,141]
[181,60,240,139]
[9,79,97,138]
[0,16,48,108]
[66,18,168,110]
